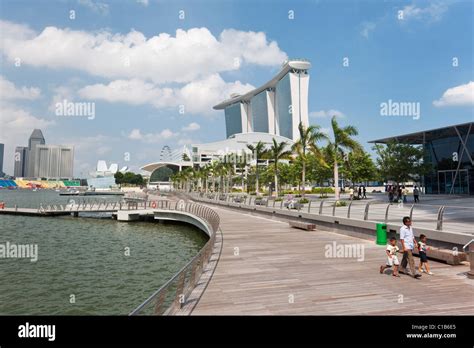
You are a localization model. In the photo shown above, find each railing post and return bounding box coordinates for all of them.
[347,201,353,218]
[364,202,371,221]
[307,200,312,213]
[319,200,325,215]
[384,204,390,223]
[332,201,338,216]
[280,199,283,209]
[436,206,445,231]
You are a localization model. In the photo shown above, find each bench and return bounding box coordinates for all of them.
[255,198,268,206]
[289,221,316,231]
[412,247,467,265]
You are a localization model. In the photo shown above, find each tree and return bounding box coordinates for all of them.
[292,122,328,197]
[328,116,363,199]
[114,172,124,185]
[246,141,266,194]
[373,142,430,185]
[264,138,292,197]
[342,150,377,185]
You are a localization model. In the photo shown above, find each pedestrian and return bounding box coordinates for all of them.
[388,187,394,203]
[399,216,422,279]
[397,186,402,203]
[358,186,362,198]
[380,237,400,277]
[413,186,420,203]
[402,186,408,203]
[417,234,433,275]
[349,187,354,200]
[363,185,367,199]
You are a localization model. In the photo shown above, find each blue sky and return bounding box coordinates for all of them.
[0,0,473,176]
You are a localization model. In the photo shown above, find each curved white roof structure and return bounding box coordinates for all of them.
[140,161,192,174]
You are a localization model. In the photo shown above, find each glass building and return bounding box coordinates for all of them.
[224,103,243,139]
[370,122,474,195]
[275,73,293,139]
[251,91,269,133]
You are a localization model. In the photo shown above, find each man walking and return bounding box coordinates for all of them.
[399,216,421,279]
[413,186,420,203]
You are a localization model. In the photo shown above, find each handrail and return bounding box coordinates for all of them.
[188,192,473,233]
[463,239,474,251]
[129,200,219,315]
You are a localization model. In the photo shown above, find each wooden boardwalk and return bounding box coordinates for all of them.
[193,206,474,315]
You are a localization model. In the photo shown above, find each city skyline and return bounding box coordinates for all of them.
[0,0,473,177]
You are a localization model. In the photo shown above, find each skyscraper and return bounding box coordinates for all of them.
[14,146,28,177]
[27,129,45,177]
[214,59,311,142]
[14,129,75,179]
[34,145,74,178]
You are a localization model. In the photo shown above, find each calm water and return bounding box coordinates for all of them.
[0,189,207,315]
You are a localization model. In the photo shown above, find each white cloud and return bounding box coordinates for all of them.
[78,74,254,114]
[182,122,200,132]
[0,21,287,84]
[78,0,109,15]
[178,138,197,146]
[433,81,474,107]
[0,75,41,100]
[127,128,178,143]
[136,0,149,6]
[360,22,376,39]
[399,2,450,22]
[309,109,345,118]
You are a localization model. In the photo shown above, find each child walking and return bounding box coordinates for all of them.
[380,237,400,277]
[418,234,433,275]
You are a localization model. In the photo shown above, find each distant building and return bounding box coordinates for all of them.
[14,146,28,177]
[14,129,74,179]
[26,129,46,177]
[34,145,74,179]
[89,160,128,178]
[0,143,4,177]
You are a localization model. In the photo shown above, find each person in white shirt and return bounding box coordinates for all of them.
[399,216,421,278]
[380,237,400,277]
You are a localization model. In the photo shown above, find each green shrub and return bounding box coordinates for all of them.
[334,201,347,207]
[311,187,335,194]
[299,198,309,204]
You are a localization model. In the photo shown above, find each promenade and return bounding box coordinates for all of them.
[193,206,474,315]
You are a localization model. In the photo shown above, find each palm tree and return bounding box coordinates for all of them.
[291,122,328,197]
[265,138,292,197]
[329,116,363,200]
[246,141,266,194]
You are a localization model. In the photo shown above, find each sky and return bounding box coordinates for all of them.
[0,0,473,177]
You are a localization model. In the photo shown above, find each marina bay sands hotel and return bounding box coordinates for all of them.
[142,59,311,182]
[215,58,310,142]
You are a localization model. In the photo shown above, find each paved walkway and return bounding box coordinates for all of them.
[193,206,474,315]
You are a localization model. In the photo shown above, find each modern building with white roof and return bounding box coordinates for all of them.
[141,59,311,183]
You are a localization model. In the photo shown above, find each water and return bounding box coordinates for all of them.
[0,189,207,315]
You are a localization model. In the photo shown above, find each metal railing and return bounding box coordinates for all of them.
[129,200,220,315]
[190,192,473,234]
